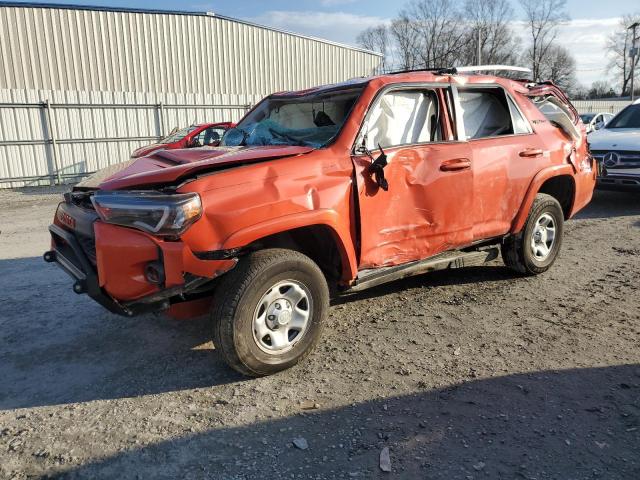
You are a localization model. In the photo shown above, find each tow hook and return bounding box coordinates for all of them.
[73,280,87,294]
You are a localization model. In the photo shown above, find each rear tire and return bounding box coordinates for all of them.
[211,248,329,376]
[502,193,564,275]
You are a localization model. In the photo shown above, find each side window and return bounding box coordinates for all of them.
[506,95,531,134]
[362,89,442,150]
[458,88,527,139]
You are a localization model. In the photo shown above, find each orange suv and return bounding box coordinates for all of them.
[45,68,596,376]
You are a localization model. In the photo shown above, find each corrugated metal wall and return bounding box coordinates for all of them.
[0,4,380,96]
[0,3,382,188]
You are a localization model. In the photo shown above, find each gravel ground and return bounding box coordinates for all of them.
[0,187,639,480]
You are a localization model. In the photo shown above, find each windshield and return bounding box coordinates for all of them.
[605,104,640,129]
[580,114,595,123]
[161,126,197,144]
[221,87,364,148]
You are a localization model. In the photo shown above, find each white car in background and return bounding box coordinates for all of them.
[588,100,640,191]
[580,112,614,133]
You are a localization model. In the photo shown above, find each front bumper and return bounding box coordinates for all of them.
[45,201,237,317]
[45,224,143,316]
[597,175,640,191]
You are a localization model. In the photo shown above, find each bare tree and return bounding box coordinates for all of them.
[461,0,522,65]
[390,17,420,70]
[606,14,640,96]
[536,44,576,91]
[402,0,467,68]
[356,25,391,73]
[588,80,617,99]
[519,0,568,81]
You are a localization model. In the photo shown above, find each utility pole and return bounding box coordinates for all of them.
[629,22,639,102]
[477,28,482,65]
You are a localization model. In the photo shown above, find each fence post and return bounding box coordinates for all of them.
[43,99,61,185]
[157,102,165,138]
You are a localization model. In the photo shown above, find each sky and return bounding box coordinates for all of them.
[11,0,640,86]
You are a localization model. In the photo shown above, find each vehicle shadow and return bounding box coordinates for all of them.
[0,256,243,410]
[574,189,640,219]
[52,364,640,479]
[0,256,518,410]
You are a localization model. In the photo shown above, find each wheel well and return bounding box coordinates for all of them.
[243,225,343,283]
[538,175,575,219]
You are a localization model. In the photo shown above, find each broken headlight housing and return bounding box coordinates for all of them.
[91,191,202,237]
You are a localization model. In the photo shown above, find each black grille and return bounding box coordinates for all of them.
[52,234,87,274]
[67,191,96,210]
[76,233,97,264]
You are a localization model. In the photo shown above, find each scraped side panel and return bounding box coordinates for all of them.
[353,143,474,269]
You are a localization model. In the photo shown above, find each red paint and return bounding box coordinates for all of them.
[94,222,236,301]
[167,297,212,320]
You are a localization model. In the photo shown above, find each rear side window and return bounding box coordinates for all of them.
[362,89,442,149]
[507,96,531,134]
[458,88,530,140]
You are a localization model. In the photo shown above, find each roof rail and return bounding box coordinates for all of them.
[456,65,532,74]
[386,67,457,75]
[385,65,531,76]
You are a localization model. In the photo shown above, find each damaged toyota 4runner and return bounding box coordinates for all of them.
[45,68,596,376]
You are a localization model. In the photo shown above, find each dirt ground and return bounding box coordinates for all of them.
[0,187,638,480]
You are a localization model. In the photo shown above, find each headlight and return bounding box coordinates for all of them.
[91,191,202,237]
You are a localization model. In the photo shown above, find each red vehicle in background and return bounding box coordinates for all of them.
[130,122,234,158]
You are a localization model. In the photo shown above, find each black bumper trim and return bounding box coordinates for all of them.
[46,224,217,317]
[46,224,135,316]
[597,176,640,192]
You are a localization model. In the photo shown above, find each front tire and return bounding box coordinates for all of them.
[211,248,329,376]
[502,193,564,275]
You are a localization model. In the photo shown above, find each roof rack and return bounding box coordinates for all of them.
[386,65,531,76]
[387,67,456,75]
[456,65,532,74]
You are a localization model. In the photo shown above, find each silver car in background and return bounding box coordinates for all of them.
[588,101,640,191]
[580,112,614,133]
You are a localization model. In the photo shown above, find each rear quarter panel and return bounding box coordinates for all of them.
[510,92,594,232]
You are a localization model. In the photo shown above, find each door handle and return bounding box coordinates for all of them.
[519,148,544,158]
[440,158,471,172]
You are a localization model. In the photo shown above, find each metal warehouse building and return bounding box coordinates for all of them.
[0,2,382,187]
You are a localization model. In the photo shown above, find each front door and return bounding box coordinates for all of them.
[352,87,474,269]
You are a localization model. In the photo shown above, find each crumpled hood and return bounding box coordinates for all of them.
[76,145,315,190]
[588,128,640,151]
